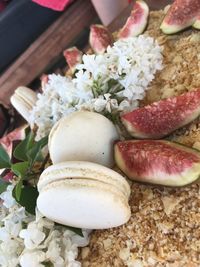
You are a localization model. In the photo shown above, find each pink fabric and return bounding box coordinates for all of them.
[32,0,74,11]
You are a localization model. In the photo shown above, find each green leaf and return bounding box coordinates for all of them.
[0,178,10,194]
[13,179,23,201]
[43,262,53,267]
[55,223,83,237]
[27,135,48,166]
[13,131,34,161]
[0,145,11,169]
[11,162,29,178]
[15,186,39,215]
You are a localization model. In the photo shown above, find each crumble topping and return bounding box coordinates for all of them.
[80,9,200,267]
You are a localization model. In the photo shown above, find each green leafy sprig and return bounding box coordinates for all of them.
[0,128,48,215]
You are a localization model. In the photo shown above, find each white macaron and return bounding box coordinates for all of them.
[48,111,119,168]
[11,86,37,124]
[37,161,131,229]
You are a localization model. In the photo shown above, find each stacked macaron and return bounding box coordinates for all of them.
[37,111,131,229]
[48,111,119,167]
[37,161,131,229]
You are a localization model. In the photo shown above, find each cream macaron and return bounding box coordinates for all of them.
[11,86,37,124]
[37,161,131,229]
[48,111,119,167]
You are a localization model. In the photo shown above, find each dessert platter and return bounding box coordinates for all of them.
[0,0,200,266]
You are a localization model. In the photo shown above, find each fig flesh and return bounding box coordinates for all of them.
[160,0,200,34]
[115,140,200,186]
[121,88,200,139]
[89,24,113,54]
[63,47,83,74]
[118,0,149,39]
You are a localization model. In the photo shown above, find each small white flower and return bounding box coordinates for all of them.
[118,100,131,111]
[20,250,46,267]
[64,229,90,247]
[67,261,81,267]
[0,238,21,255]
[93,97,107,112]
[0,220,22,242]
[0,185,16,208]
[0,251,19,267]
[19,222,45,249]
[46,238,64,266]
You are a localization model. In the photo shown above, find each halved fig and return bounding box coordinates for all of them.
[193,16,200,29]
[121,88,200,139]
[89,24,113,54]
[118,0,149,39]
[160,0,200,34]
[63,47,83,74]
[115,140,200,186]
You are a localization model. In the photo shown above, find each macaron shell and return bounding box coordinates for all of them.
[10,94,32,122]
[37,179,131,229]
[15,86,37,107]
[48,111,119,167]
[11,87,37,123]
[38,161,130,197]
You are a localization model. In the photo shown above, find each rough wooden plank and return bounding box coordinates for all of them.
[0,0,97,107]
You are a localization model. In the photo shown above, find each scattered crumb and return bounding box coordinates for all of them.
[80,183,200,267]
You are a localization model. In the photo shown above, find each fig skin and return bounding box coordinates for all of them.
[115,140,200,187]
[160,0,200,34]
[89,25,113,54]
[63,47,83,74]
[121,88,200,139]
[118,0,149,39]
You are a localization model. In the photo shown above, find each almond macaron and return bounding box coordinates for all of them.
[48,111,119,168]
[37,161,131,229]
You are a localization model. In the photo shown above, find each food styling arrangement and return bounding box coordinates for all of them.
[0,0,200,266]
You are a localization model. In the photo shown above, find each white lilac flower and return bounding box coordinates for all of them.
[35,209,54,230]
[0,220,22,242]
[46,237,65,266]
[0,248,19,267]
[92,93,119,113]
[76,54,108,80]
[20,250,46,267]
[64,229,91,247]
[1,238,21,256]
[106,35,163,102]
[0,185,16,208]
[30,35,163,138]
[19,222,46,249]
[30,74,93,140]
[0,237,22,267]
